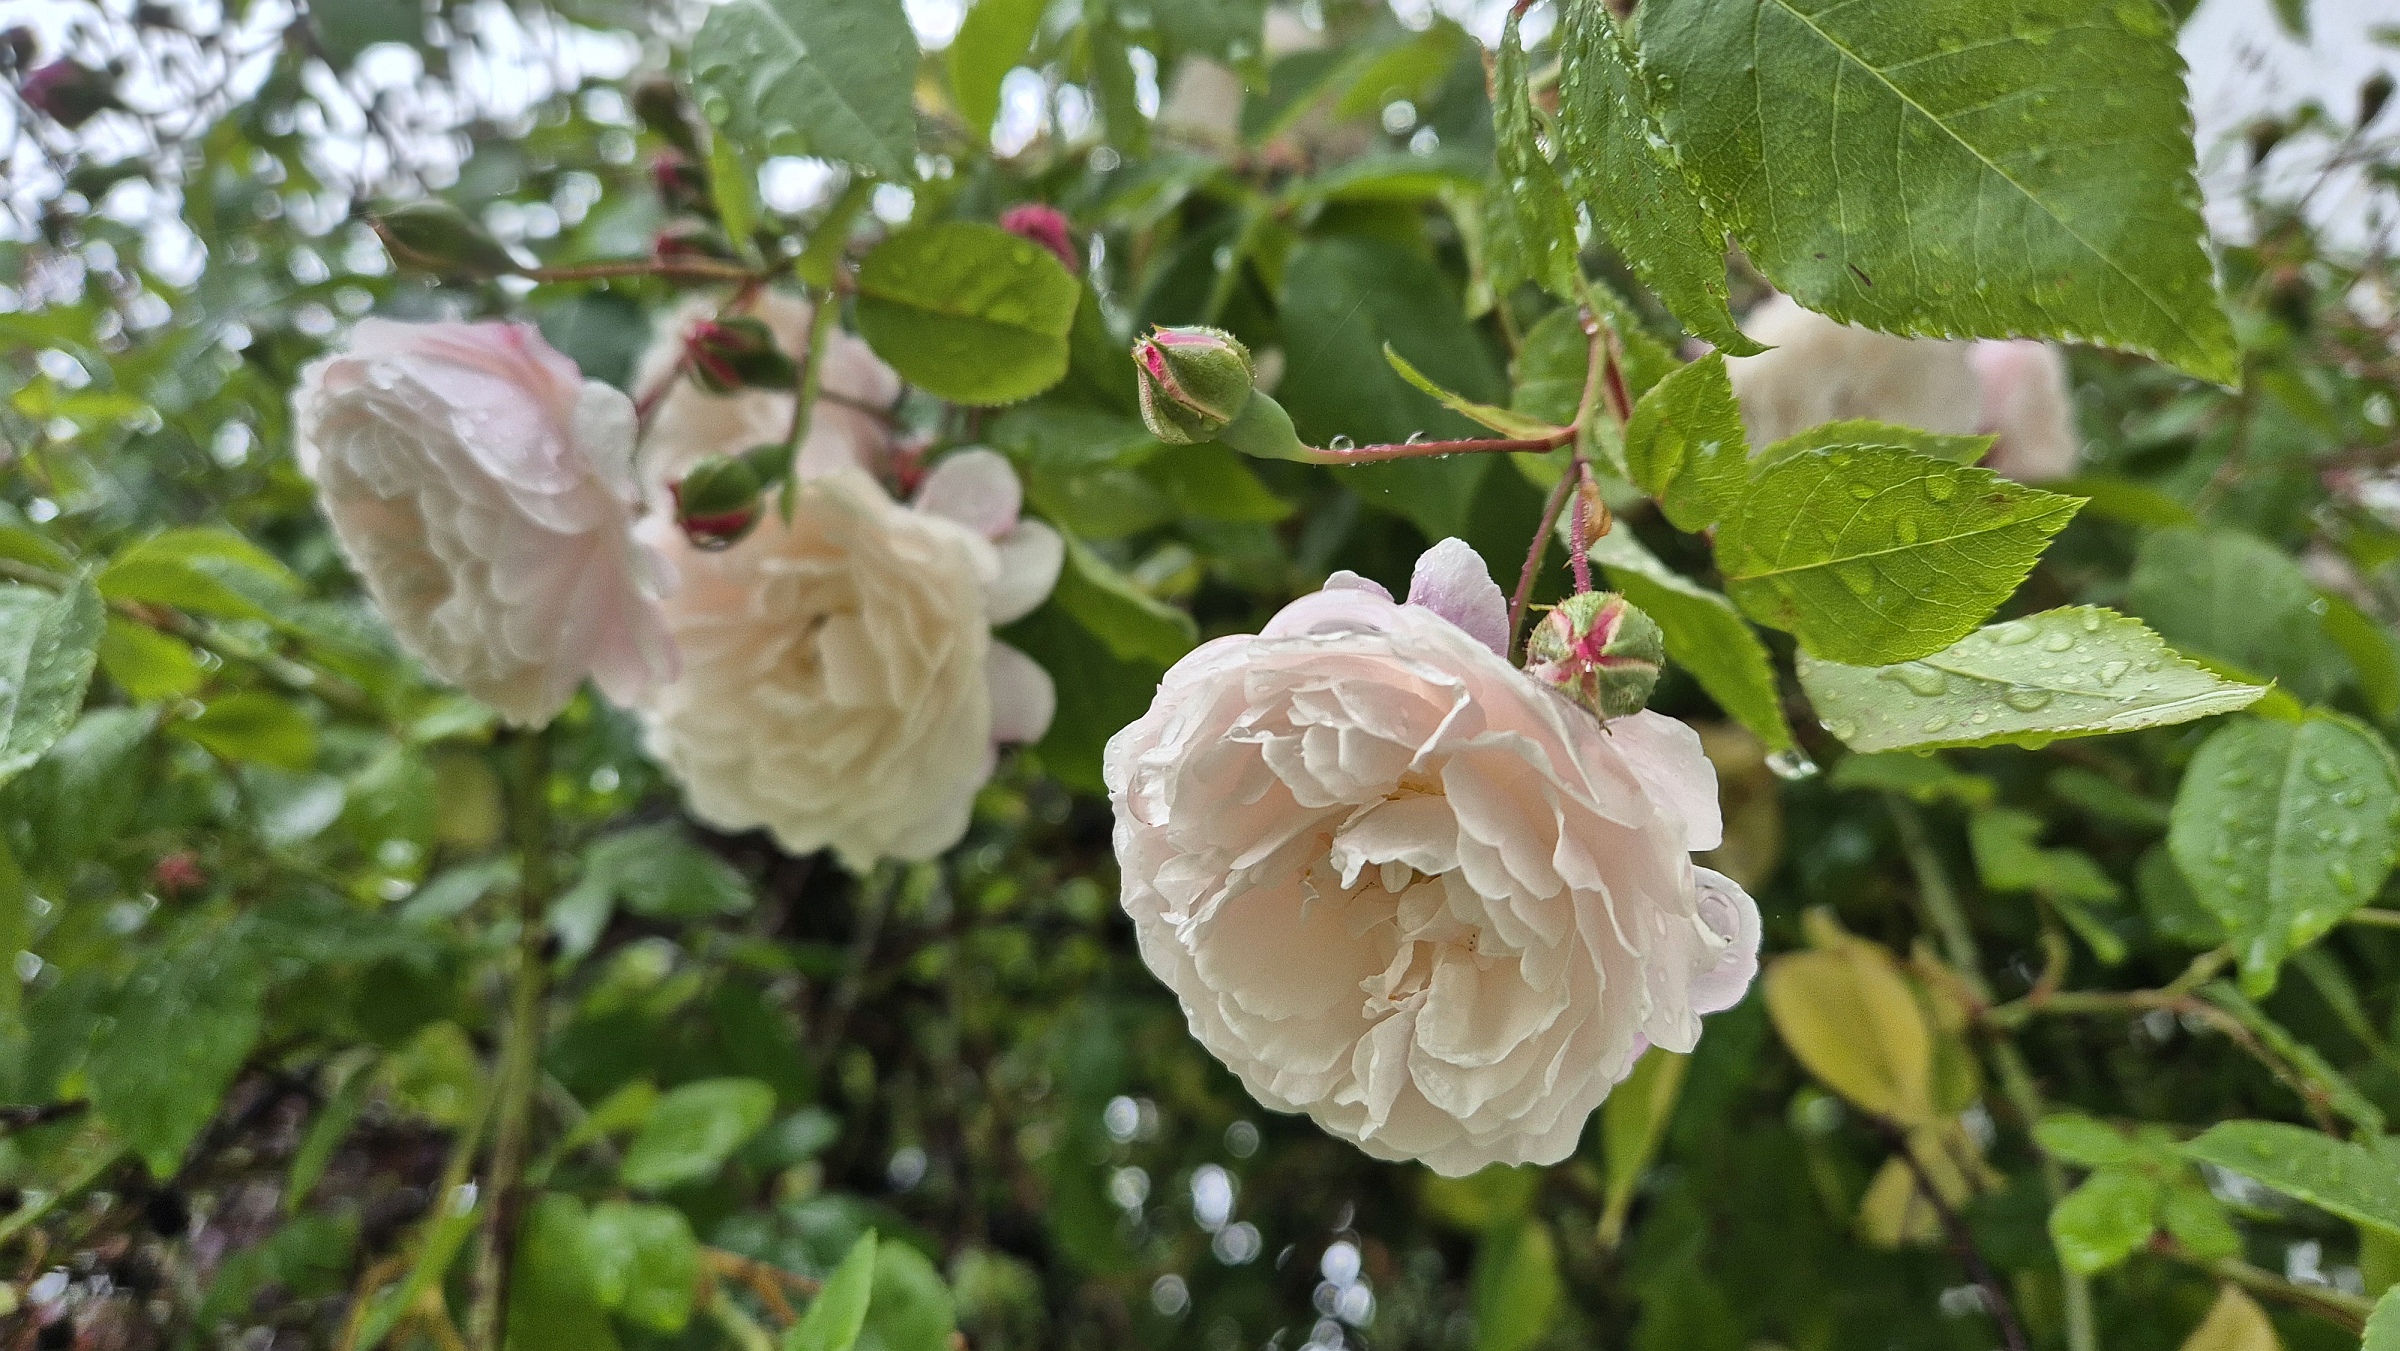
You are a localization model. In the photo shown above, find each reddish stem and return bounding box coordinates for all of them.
[1309,430,1574,465]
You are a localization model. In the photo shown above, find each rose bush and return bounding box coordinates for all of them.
[640,450,1061,869]
[292,319,676,725]
[1106,540,1758,1175]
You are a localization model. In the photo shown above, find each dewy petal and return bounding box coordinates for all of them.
[912,447,1024,540]
[986,640,1056,745]
[987,519,1065,626]
[1404,537,1510,657]
[1605,711,1724,852]
[1688,867,1762,1015]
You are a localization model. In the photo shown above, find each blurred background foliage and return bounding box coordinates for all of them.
[1,0,2399,1349]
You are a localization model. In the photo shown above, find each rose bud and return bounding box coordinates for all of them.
[149,850,205,895]
[3,26,40,73]
[671,450,772,550]
[1134,326,1256,444]
[372,200,521,279]
[1524,590,1667,721]
[652,149,709,215]
[999,203,1080,273]
[21,59,120,130]
[686,317,797,394]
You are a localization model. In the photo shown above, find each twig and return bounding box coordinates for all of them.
[808,864,897,1076]
[1509,471,1576,653]
[1880,1123,2029,1351]
[2179,1246,2373,1333]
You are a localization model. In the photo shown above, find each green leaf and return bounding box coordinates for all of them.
[507,1195,622,1351]
[1719,449,2083,665]
[567,822,755,923]
[2159,1183,2242,1262]
[2168,712,2400,993]
[1590,530,1795,751]
[1599,1049,1688,1248]
[1053,538,1197,668]
[619,1077,779,1191]
[1145,446,1292,523]
[1485,8,1580,302]
[2319,589,2400,724]
[2049,1165,2162,1275]
[787,1232,877,1351]
[1557,2,1760,355]
[1799,607,2265,753]
[286,1058,376,1213]
[690,0,918,180]
[859,1241,958,1351]
[1472,1220,1563,1351]
[2200,981,2389,1136]
[97,616,204,701]
[1758,419,1995,469]
[2129,527,2354,704]
[1623,353,1750,532]
[587,1201,702,1333]
[2369,1285,2400,1351]
[2183,1120,2400,1241]
[98,527,297,623]
[706,129,763,265]
[87,935,265,1177]
[1001,602,1162,795]
[2034,1114,2142,1168]
[1275,235,1507,540]
[172,691,318,770]
[1639,0,2238,383]
[950,0,1044,139]
[855,223,1082,406]
[1511,306,1595,428]
[0,576,102,784]
[1970,808,2128,962]
[1829,752,1997,807]
[1383,343,1565,440]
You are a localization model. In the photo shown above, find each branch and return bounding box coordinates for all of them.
[1879,1123,2028,1351]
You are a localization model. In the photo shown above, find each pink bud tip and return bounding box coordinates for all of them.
[999,203,1080,274]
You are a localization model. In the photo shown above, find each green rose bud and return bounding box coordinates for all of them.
[1133,326,1255,444]
[372,200,522,280]
[1523,591,1666,721]
[671,449,773,550]
[686,317,798,394]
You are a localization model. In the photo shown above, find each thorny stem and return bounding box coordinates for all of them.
[1306,429,1576,465]
[1885,797,2099,1351]
[1507,306,1615,649]
[522,257,763,284]
[465,729,554,1351]
[776,288,847,518]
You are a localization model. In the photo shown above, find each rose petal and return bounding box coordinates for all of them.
[988,519,1064,626]
[987,640,1056,745]
[1688,867,1762,1015]
[1606,711,1724,852]
[1405,537,1509,657]
[913,447,1023,539]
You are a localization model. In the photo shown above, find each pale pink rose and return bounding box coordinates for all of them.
[640,452,1062,870]
[294,319,674,726]
[634,289,903,497]
[1105,539,1760,1176]
[1725,294,1984,449]
[1970,339,2081,483]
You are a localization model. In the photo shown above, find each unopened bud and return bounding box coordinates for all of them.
[632,75,701,158]
[652,149,709,215]
[2363,71,2394,130]
[671,450,771,550]
[149,850,204,895]
[653,221,738,264]
[21,59,118,129]
[686,317,796,393]
[373,200,520,279]
[1133,326,1255,445]
[1524,591,1666,721]
[999,203,1080,273]
[1574,477,1613,547]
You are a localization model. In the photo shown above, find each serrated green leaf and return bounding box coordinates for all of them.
[2049,1165,2161,1275]
[98,527,297,623]
[950,0,1045,139]
[691,0,917,180]
[1829,752,1997,807]
[97,615,203,701]
[0,577,102,784]
[1512,307,1594,429]
[87,934,264,1177]
[1639,0,2237,383]
[1590,531,1794,751]
[1485,9,1580,302]
[620,1077,778,1191]
[1799,607,2264,753]
[1383,343,1564,440]
[1623,353,1750,532]
[1758,419,1995,469]
[2129,527,2354,704]
[1054,537,1196,667]
[587,1201,702,1333]
[2169,712,2400,994]
[855,223,1081,406]
[1557,2,1759,354]
[2369,1285,2400,1351]
[2184,1121,2400,1240]
[787,1232,877,1351]
[1720,450,2082,665]
[172,691,317,770]
[2035,1115,2142,1168]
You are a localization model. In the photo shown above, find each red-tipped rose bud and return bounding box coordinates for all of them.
[1523,591,1666,721]
[373,200,521,279]
[1133,326,1255,444]
[671,450,771,550]
[22,59,119,129]
[1000,203,1080,273]
[685,317,797,394]
[652,149,709,215]
[150,850,205,895]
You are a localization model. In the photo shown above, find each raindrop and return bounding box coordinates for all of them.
[2002,687,2054,712]
[1881,663,1949,697]
[2096,660,2131,687]
[1924,473,1958,501]
[1991,620,2036,646]
[1329,435,1356,452]
[2041,630,2075,652]
[1922,715,1953,733]
[1766,748,1821,781]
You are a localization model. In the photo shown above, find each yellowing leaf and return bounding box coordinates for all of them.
[1763,939,1936,1124]
[2179,1285,2281,1351]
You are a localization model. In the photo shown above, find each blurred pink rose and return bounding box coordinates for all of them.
[635,289,903,497]
[1970,339,2081,483]
[295,319,675,725]
[1105,539,1759,1175]
[640,452,1062,870]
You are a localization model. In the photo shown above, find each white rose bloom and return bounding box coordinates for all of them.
[1106,540,1761,1176]
[294,319,675,726]
[641,451,1062,870]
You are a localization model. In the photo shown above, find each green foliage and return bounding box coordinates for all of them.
[1483,9,1580,304]
[2183,1121,2400,1241]
[2169,713,2400,993]
[1717,448,2083,665]
[789,1232,878,1351]
[587,1201,703,1332]
[0,577,102,784]
[2129,526,2357,703]
[620,1077,779,1191]
[691,0,919,179]
[1591,531,1795,751]
[87,932,266,1177]
[950,0,1045,140]
[1638,0,2238,382]
[1798,607,2265,753]
[1623,354,1750,532]
[855,224,1083,406]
